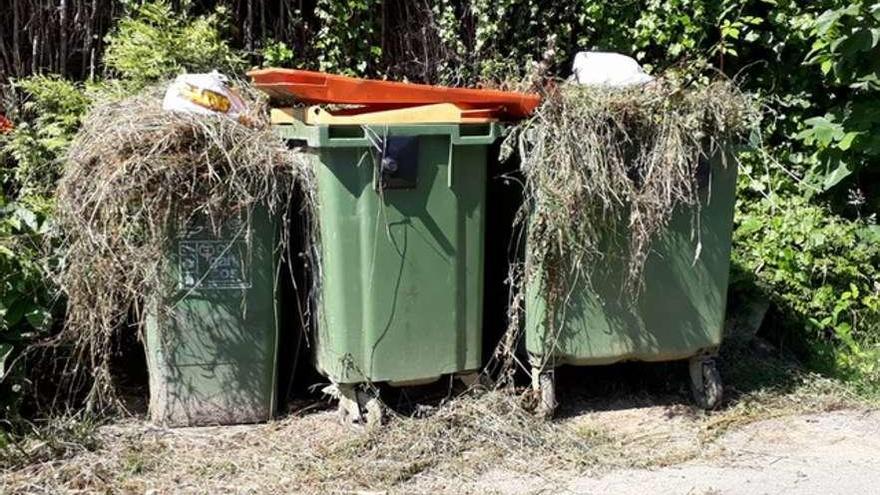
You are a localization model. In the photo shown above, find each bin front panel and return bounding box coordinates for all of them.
[312,125,488,384]
[145,207,278,426]
[525,152,738,365]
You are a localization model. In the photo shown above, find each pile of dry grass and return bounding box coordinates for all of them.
[4,372,871,493]
[1,390,608,493]
[513,79,756,294]
[51,82,314,411]
[500,79,758,369]
[343,390,596,475]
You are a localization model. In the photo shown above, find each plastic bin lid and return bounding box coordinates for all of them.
[248,68,541,120]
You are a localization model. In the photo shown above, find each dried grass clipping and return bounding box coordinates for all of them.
[52,83,314,411]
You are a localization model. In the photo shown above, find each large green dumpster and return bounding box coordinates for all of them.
[145,207,279,426]
[277,121,501,423]
[526,152,737,414]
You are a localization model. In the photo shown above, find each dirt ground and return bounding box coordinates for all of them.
[2,357,877,494]
[472,408,880,495]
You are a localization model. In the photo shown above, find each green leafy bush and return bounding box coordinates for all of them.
[313,0,382,76]
[733,183,880,383]
[796,1,880,193]
[261,40,296,68]
[1,76,90,198]
[0,194,56,427]
[103,0,245,86]
[0,77,87,429]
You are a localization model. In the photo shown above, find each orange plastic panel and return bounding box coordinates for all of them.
[248,68,541,119]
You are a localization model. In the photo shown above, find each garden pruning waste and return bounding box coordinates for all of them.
[52,81,315,411]
[500,78,759,376]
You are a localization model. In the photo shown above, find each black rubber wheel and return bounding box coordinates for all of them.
[690,358,723,410]
[537,370,557,419]
[336,385,384,427]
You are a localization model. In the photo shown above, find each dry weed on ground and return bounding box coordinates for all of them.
[1,363,871,495]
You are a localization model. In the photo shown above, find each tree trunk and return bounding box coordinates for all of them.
[88,0,98,80]
[59,0,68,76]
[13,0,22,77]
[260,0,266,45]
[246,0,254,52]
[0,30,11,79]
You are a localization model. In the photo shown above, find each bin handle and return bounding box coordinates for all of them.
[320,126,374,148]
[450,123,501,145]
[278,122,503,149]
[448,123,502,188]
[276,123,374,148]
[322,136,373,147]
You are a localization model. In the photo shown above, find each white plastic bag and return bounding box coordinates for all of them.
[162,71,247,117]
[571,51,655,88]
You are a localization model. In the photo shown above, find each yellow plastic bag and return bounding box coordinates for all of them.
[162,71,247,117]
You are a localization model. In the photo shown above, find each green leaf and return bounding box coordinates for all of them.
[24,308,51,331]
[838,29,879,57]
[798,116,845,147]
[814,8,844,37]
[837,132,862,151]
[821,161,854,191]
[857,225,880,243]
[834,322,853,338]
[738,216,764,236]
[2,299,27,328]
[721,26,741,39]
[14,206,38,231]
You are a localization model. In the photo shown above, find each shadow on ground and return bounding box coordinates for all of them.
[550,333,807,420]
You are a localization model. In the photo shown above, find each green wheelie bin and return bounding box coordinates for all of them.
[277,120,501,424]
[526,151,737,415]
[145,207,280,426]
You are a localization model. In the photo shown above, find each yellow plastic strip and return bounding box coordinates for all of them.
[270,104,497,125]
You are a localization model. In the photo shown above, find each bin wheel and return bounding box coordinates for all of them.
[532,367,557,419]
[363,394,384,427]
[689,356,723,410]
[335,384,359,424]
[336,384,385,427]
